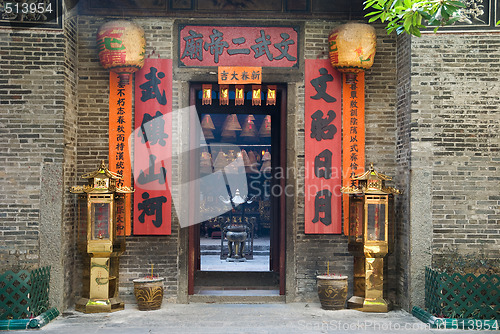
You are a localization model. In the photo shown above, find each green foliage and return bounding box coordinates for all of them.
[364,0,466,36]
[432,247,500,275]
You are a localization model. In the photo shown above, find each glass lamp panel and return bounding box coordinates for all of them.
[366,202,386,241]
[349,197,364,242]
[91,202,110,240]
[78,196,88,244]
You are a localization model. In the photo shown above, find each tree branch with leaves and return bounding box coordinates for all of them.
[363,0,470,36]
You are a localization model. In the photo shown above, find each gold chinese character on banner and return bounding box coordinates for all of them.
[252,85,261,106]
[220,85,229,105]
[235,85,245,105]
[202,84,212,105]
[267,85,276,105]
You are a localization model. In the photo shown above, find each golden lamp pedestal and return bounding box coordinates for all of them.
[70,161,133,313]
[341,164,400,313]
[348,247,390,313]
[75,253,124,313]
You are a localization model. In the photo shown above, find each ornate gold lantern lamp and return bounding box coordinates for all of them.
[70,161,134,313]
[341,163,400,312]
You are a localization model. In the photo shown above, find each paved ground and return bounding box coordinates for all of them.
[13,303,496,334]
[200,235,270,271]
[200,255,270,271]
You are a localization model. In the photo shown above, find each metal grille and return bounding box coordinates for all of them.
[425,267,500,320]
[0,267,51,320]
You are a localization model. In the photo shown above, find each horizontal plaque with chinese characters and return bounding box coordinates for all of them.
[179,25,299,67]
[218,66,262,84]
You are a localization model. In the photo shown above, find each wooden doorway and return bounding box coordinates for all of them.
[188,83,286,296]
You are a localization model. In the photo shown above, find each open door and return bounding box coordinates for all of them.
[188,84,286,296]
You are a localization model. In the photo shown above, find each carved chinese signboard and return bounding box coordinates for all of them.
[109,73,132,236]
[134,59,172,235]
[179,25,298,67]
[304,59,342,234]
[342,73,365,235]
[0,0,62,29]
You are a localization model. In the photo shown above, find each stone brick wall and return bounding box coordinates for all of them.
[0,27,66,269]
[411,34,500,254]
[407,32,500,308]
[0,17,79,309]
[0,29,52,270]
[395,33,411,310]
[61,13,79,310]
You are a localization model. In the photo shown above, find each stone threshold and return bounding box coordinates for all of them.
[188,294,285,304]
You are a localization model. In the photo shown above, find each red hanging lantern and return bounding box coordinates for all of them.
[328,23,376,83]
[97,20,146,86]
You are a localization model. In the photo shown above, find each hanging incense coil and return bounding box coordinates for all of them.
[262,151,271,162]
[248,150,258,165]
[201,115,215,130]
[259,115,271,137]
[260,151,271,173]
[240,116,257,137]
[241,149,258,173]
[200,152,213,174]
[221,128,236,138]
[222,114,242,131]
[214,151,228,170]
[201,128,214,140]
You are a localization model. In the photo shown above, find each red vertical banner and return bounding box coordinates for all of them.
[342,73,365,235]
[109,73,132,236]
[133,59,172,235]
[304,59,342,234]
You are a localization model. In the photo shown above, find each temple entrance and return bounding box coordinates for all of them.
[188,84,286,297]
